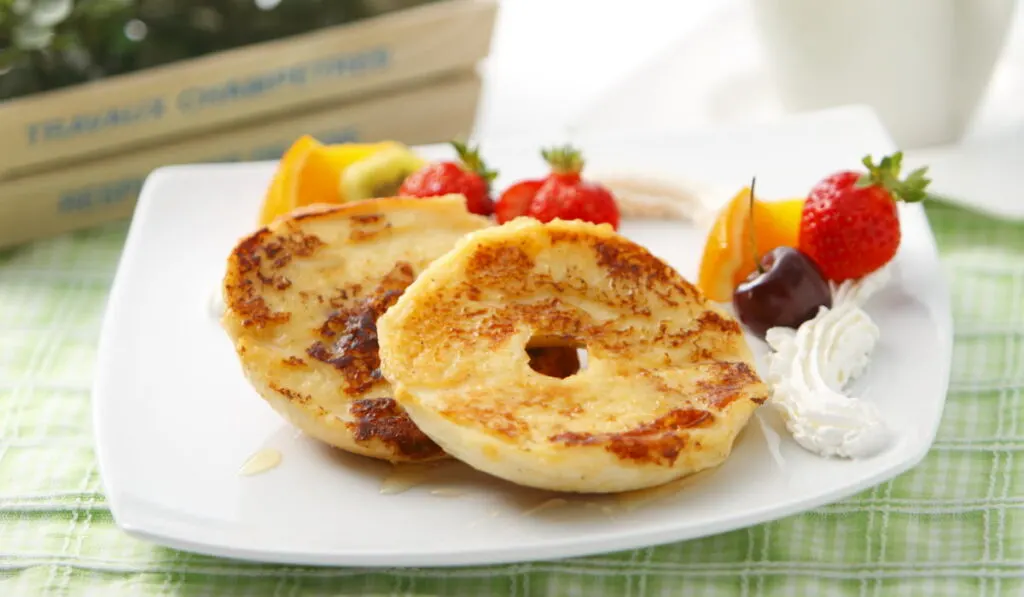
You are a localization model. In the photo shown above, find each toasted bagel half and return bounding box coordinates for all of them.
[377,217,769,491]
[221,195,491,462]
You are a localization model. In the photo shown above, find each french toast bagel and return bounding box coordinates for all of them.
[221,195,490,462]
[377,217,769,491]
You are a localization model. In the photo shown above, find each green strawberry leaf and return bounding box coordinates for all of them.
[450,139,498,184]
[541,145,585,176]
[855,151,931,203]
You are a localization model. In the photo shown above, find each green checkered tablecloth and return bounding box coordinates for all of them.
[1,202,1022,596]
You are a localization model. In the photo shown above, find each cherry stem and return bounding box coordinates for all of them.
[748,177,764,275]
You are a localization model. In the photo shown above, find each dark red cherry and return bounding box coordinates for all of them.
[732,246,832,339]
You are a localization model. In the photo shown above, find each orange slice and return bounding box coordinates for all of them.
[258,135,320,226]
[697,187,804,302]
[257,138,397,225]
[756,197,804,256]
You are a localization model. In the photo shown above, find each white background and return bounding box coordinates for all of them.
[475,0,1024,141]
[471,0,1024,218]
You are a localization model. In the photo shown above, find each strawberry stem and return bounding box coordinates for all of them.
[450,139,498,185]
[541,145,584,176]
[855,151,931,203]
[748,177,764,275]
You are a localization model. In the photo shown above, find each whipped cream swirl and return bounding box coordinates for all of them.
[763,268,892,459]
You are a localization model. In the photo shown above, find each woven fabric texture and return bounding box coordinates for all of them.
[0,202,1021,596]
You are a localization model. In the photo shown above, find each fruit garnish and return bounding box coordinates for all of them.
[732,179,832,338]
[340,144,426,203]
[397,140,497,216]
[494,179,543,224]
[799,151,930,282]
[734,246,833,339]
[258,135,318,225]
[258,137,399,225]
[510,145,620,229]
[696,186,804,302]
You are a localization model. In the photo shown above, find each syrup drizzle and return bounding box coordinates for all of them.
[239,448,282,476]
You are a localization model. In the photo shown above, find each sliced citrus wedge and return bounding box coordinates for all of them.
[259,135,319,226]
[257,138,401,226]
[697,187,804,302]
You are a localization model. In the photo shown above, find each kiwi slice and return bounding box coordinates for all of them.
[340,145,425,202]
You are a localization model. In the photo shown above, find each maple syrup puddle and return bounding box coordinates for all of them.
[377,461,697,514]
[519,475,698,518]
[522,498,569,516]
[239,448,282,476]
[379,464,431,495]
[378,461,476,496]
[429,487,467,498]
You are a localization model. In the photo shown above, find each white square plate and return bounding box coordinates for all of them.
[93,106,953,567]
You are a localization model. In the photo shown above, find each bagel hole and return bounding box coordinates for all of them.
[525,338,588,379]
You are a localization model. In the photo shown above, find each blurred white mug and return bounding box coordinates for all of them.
[750,0,1018,148]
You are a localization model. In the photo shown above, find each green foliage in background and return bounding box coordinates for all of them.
[0,0,438,101]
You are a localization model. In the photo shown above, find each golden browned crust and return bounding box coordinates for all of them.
[377,217,769,492]
[548,362,764,465]
[549,408,712,465]
[384,231,748,383]
[348,397,444,460]
[306,262,415,396]
[225,227,325,329]
[221,195,490,462]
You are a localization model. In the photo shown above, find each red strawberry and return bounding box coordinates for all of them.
[398,140,496,216]
[799,152,930,282]
[494,179,542,224]
[513,145,620,229]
